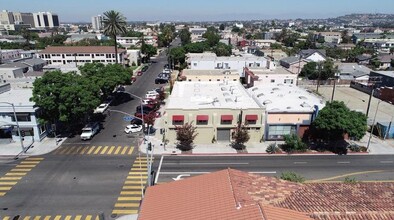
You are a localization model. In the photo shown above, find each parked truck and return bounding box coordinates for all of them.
[80,122,100,140]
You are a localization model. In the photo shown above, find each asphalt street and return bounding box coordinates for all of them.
[154,155,394,183]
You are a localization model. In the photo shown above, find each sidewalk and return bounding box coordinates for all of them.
[0,136,65,158]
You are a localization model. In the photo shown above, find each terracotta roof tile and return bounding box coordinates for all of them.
[38,46,126,54]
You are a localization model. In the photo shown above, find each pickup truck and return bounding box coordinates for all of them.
[80,122,100,140]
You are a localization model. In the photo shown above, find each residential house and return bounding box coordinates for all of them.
[180,69,239,82]
[376,53,394,70]
[244,67,298,88]
[251,39,277,48]
[139,169,394,220]
[338,63,371,82]
[189,27,207,42]
[314,32,342,44]
[299,49,326,62]
[279,56,307,74]
[370,71,394,88]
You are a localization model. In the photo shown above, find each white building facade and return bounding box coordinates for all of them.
[91,15,103,31]
[33,12,59,28]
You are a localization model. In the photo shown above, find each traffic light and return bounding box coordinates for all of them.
[147,142,152,151]
[20,130,25,137]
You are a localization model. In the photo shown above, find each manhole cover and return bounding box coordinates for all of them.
[2,208,8,210]
[118,164,125,168]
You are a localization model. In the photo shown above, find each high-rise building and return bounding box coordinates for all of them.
[91,15,103,31]
[0,10,15,26]
[13,12,35,27]
[33,12,59,28]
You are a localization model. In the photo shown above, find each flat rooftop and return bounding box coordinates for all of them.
[167,81,261,110]
[0,89,35,112]
[182,69,239,76]
[372,71,394,78]
[249,67,293,75]
[248,84,325,113]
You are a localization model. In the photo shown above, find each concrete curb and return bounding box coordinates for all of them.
[161,152,370,156]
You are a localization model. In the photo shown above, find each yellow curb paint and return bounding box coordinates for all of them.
[112,210,138,214]
[93,146,102,154]
[100,146,109,155]
[127,147,134,155]
[87,146,96,154]
[121,147,128,155]
[107,146,115,154]
[114,146,122,155]
[114,203,140,208]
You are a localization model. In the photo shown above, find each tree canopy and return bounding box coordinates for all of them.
[179,29,191,45]
[102,10,127,63]
[158,25,175,47]
[300,60,337,80]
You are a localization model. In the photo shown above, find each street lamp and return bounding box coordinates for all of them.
[0,102,25,152]
[367,100,382,150]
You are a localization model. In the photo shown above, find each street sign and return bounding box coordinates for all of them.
[123,116,134,121]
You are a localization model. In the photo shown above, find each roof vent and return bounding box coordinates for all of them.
[263,100,272,105]
[299,96,307,100]
[221,87,227,91]
[257,93,264,97]
[252,87,259,91]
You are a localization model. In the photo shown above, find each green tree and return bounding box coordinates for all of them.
[270,43,282,49]
[140,40,158,60]
[179,29,191,45]
[214,42,231,56]
[312,101,367,142]
[102,10,127,64]
[231,123,250,150]
[219,24,225,31]
[280,171,305,183]
[202,27,220,47]
[169,47,186,68]
[231,26,241,33]
[300,60,336,80]
[158,25,175,47]
[370,54,381,69]
[176,122,198,151]
[184,42,210,53]
[122,30,143,37]
[281,134,307,153]
[300,62,318,79]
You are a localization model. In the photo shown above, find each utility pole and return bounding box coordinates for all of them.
[367,100,382,150]
[365,76,382,117]
[316,62,322,93]
[331,70,339,102]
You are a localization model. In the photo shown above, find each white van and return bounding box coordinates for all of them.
[80,122,100,140]
[145,93,158,99]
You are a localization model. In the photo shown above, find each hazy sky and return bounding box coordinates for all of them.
[2,0,393,22]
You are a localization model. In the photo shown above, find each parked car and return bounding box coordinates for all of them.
[94,103,109,114]
[155,78,169,84]
[144,126,157,135]
[137,71,143,76]
[124,124,143,134]
[164,64,170,69]
[141,65,149,72]
[130,118,143,125]
[131,76,137,83]
[146,90,159,95]
[80,122,100,140]
[136,104,156,113]
[145,93,158,99]
[142,98,156,105]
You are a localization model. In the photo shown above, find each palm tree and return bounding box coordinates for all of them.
[102,10,127,64]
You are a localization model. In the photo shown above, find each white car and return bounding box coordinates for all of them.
[94,103,109,113]
[124,124,143,134]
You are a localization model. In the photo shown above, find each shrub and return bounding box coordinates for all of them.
[281,134,307,153]
[280,171,305,183]
[344,177,357,184]
[176,122,198,151]
[266,143,281,154]
[231,123,250,150]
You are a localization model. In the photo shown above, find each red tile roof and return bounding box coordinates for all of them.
[38,46,126,54]
[138,169,394,220]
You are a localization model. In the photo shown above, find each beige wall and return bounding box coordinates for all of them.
[183,74,239,82]
[163,108,264,144]
[267,113,312,124]
[288,61,307,74]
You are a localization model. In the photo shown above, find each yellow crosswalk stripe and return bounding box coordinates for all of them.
[6,172,26,176]
[85,215,92,220]
[21,161,40,164]
[11,168,31,172]
[57,147,70,154]
[33,216,41,220]
[93,146,102,154]
[64,146,77,154]
[0,181,17,185]
[87,146,96,154]
[123,185,144,189]
[132,164,147,167]
[127,147,134,155]
[79,146,90,155]
[74,146,84,154]
[16,164,36,168]
[100,146,109,154]
[25,157,44,161]
[43,216,51,220]
[94,216,99,220]
[114,202,140,208]
[120,191,143,195]
[125,180,146,184]
[0,177,22,180]
[64,215,72,220]
[112,210,138,214]
[117,196,142,201]
[0,192,6,196]
[136,157,148,160]
[54,215,61,220]
[23,216,30,220]
[127,176,148,179]
[114,146,122,154]
[107,146,115,154]
[74,215,82,220]
[3,216,11,220]
[131,167,148,171]
[0,186,12,190]
[129,171,147,175]
[121,146,129,155]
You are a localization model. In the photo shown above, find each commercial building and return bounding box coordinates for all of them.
[352,33,394,44]
[33,12,59,28]
[38,46,126,69]
[247,84,325,140]
[0,58,46,81]
[116,36,156,48]
[180,69,240,82]
[162,81,264,144]
[0,49,23,64]
[313,32,342,44]
[244,67,298,88]
[91,15,103,31]
[0,83,47,142]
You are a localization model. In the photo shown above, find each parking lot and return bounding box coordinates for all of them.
[303,85,394,124]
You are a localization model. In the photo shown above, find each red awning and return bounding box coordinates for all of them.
[172,115,184,121]
[221,115,233,121]
[196,115,209,121]
[245,115,258,121]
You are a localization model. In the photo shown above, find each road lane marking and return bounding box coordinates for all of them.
[0,186,12,190]
[54,216,61,220]
[250,171,277,174]
[337,161,350,164]
[93,146,102,154]
[114,203,140,207]
[112,210,138,214]
[131,167,147,171]
[79,147,89,154]
[75,215,82,220]
[33,216,41,220]
[160,171,277,175]
[125,180,146,184]
[155,155,164,184]
[120,191,143,195]
[85,215,92,220]
[107,146,115,154]
[117,196,141,201]
[64,216,71,220]
[43,216,51,220]
[121,146,129,155]
[66,146,77,154]
[123,185,143,189]
[73,146,83,154]
[6,172,26,176]
[127,176,148,179]
[114,146,122,154]
[0,181,17,185]
[127,147,134,155]
[308,170,387,183]
[294,162,307,164]
[25,157,44,161]
[380,161,393,163]
[11,168,31,172]
[16,165,36,168]
[129,172,147,175]
[163,162,249,165]
[3,217,10,220]
[20,161,40,164]
[132,164,147,167]
[0,177,22,180]
[87,146,96,154]
[23,217,30,220]
[0,192,6,196]
[100,146,109,154]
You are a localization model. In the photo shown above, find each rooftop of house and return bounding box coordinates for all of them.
[249,66,294,75]
[371,70,394,78]
[377,54,394,63]
[38,46,126,54]
[299,49,326,58]
[247,84,325,113]
[0,88,35,110]
[188,52,268,62]
[138,169,394,220]
[166,81,261,110]
[280,56,303,65]
[181,69,239,76]
[338,63,372,77]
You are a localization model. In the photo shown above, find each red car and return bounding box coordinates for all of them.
[137,71,143,76]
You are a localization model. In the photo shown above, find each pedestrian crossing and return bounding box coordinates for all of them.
[112,156,154,215]
[0,157,44,197]
[51,146,134,156]
[1,215,100,220]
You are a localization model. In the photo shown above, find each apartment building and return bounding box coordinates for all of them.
[189,27,207,41]
[91,15,103,31]
[33,12,59,28]
[244,67,298,88]
[0,49,23,64]
[314,32,342,44]
[116,36,156,48]
[38,46,126,68]
[162,81,264,144]
[180,69,240,82]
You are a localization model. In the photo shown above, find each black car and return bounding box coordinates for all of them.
[155,78,169,84]
[141,65,149,72]
[136,105,155,113]
[130,118,143,125]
